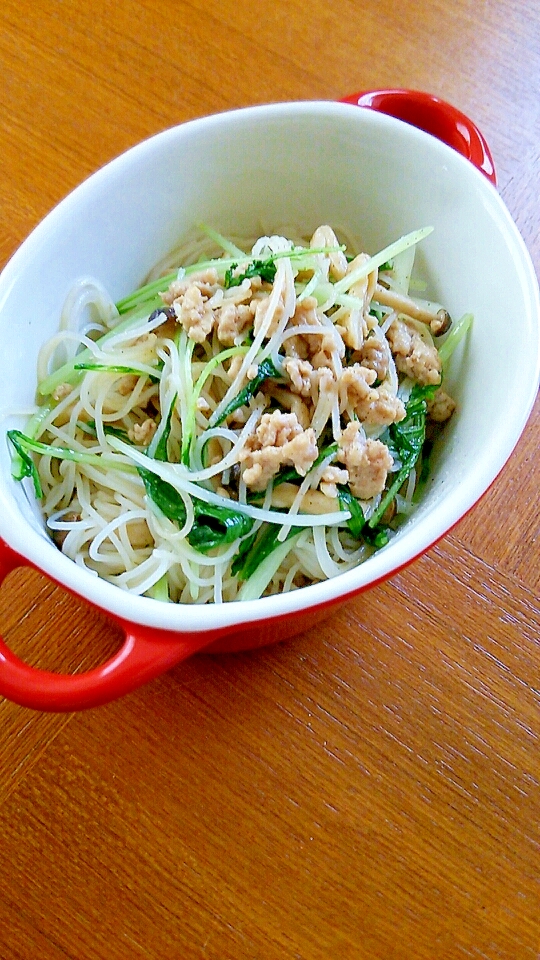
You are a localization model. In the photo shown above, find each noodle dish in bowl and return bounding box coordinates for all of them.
[9,223,466,605]
[0,97,537,710]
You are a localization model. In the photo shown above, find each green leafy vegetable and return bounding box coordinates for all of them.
[137,466,187,525]
[7,429,133,483]
[187,501,253,552]
[115,235,348,324]
[212,357,281,427]
[368,381,439,530]
[183,345,248,463]
[73,362,160,381]
[137,465,253,553]
[232,522,301,581]
[335,382,439,548]
[116,237,346,316]
[115,276,178,316]
[369,305,386,322]
[230,529,259,576]
[7,430,43,498]
[360,523,390,549]
[176,329,196,466]
[336,485,365,540]
[150,394,177,462]
[236,529,302,601]
[418,437,434,488]
[224,259,278,289]
[146,573,170,602]
[267,442,339,491]
[336,485,390,547]
[85,420,131,443]
[38,296,164,397]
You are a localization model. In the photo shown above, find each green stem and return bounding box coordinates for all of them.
[333,227,433,295]
[237,532,302,601]
[115,243,347,315]
[37,296,163,398]
[438,312,473,368]
[8,430,136,473]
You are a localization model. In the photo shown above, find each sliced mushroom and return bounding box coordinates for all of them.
[270,482,337,514]
[380,499,397,525]
[51,512,80,550]
[374,283,452,336]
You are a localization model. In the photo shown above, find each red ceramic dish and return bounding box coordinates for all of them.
[0,91,536,712]
[340,89,496,184]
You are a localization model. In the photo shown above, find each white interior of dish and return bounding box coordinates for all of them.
[0,101,538,631]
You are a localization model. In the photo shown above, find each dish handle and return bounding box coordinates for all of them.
[340,88,496,184]
[0,540,209,712]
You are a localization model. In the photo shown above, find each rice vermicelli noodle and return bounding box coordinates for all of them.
[8,224,471,603]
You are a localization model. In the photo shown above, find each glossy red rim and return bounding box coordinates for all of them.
[340,88,497,184]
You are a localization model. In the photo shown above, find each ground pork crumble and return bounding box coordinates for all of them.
[386,316,442,386]
[337,421,394,501]
[239,411,318,492]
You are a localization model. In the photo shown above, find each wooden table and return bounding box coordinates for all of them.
[1,1,539,957]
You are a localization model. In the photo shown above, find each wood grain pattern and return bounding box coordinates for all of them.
[0,1,539,958]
